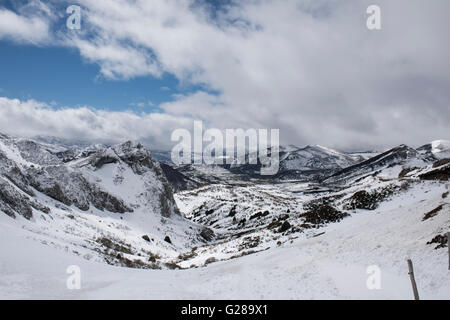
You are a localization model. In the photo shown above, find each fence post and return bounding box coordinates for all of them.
[447,232,450,270]
[407,259,420,300]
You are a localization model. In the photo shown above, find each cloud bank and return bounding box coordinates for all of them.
[0,97,194,150]
[0,0,449,151]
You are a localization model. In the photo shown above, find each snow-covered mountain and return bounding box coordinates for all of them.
[326,141,450,185]
[417,140,450,160]
[274,145,364,180]
[218,144,361,180]
[0,133,206,269]
[139,141,449,188]
[0,134,449,299]
[31,135,108,153]
[170,140,449,299]
[155,144,369,185]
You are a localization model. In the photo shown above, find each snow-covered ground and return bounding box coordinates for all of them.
[1,180,448,300]
[1,134,449,299]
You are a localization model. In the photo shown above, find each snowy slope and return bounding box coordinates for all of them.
[1,134,449,299]
[1,178,448,299]
[0,134,205,268]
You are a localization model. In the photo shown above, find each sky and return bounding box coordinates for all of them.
[0,0,449,151]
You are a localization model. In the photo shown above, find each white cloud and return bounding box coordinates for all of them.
[69,38,162,80]
[130,100,155,108]
[0,7,52,44]
[0,0,449,150]
[0,97,193,150]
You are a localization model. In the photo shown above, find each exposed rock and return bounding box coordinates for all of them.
[278,221,291,233]
[432,158,450,168]
[344,185,402,211]
[27,167,72,206]
[423,205,443,221]
[228,205,237,217]
[204,257,217,265]
[96,237,133,255]
[0,152,35,197]
[164,236,172,244]
[250,210,270,220]
[0,180,49,219]
[200,227,215,241]
[301,203,348,225]
[159,162,199,191]
[398,167,419,178]
[345,190,378,210]
[164,262,182,270]
[427,234,448,249]
[419,165,450,181]
[239,236,261,250]
[92,155,119,169]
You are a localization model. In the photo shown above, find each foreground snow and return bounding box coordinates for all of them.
[1,181,448,299]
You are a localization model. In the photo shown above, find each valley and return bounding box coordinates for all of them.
[0,133,449,299]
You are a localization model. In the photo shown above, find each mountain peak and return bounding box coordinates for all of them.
[431,139,450,152]
[430,140,450,159]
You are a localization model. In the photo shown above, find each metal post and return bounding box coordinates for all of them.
[407,259,420,300]
[447,232,450,270]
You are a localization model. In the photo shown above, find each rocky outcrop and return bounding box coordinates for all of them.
[0,180,50,219]
[419,165,450,181]
[159,162,200,191]
[0,136,179,219]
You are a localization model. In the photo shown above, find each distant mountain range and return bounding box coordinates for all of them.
[0,132,448,271]
[22,134,450,189]
[326,141,450,184]
[150,140,449,187]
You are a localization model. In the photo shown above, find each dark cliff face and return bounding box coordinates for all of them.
[24,162,133,214]
[0,137,180,220]
[159,162,200,192]
[419,159,450,181]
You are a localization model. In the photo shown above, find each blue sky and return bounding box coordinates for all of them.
[0,0,226,112]
[0,39,198,112]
